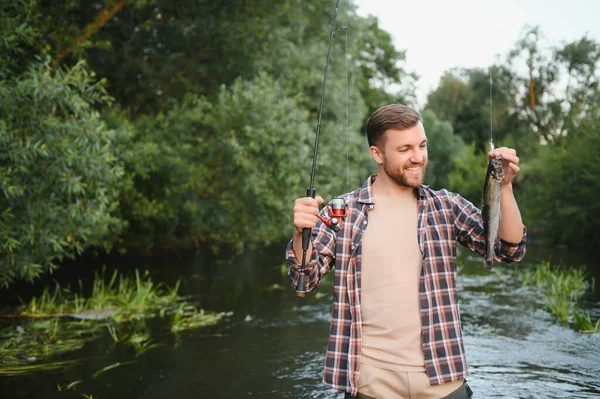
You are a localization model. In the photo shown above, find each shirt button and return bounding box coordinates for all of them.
[363,221,367,225]
[369,205,374,209]
[351,245,355,250]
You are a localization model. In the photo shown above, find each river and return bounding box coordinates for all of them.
[1,243,599,398]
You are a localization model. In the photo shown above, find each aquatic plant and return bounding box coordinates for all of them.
[522,262,597,332]
[0,268,230,375]
[170,304,230,333]
[20,268,180,320]
[572,312,600,334]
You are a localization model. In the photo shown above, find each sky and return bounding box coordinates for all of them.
[354,0,600,106]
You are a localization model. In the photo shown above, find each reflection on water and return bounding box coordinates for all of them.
[1,245,599,398]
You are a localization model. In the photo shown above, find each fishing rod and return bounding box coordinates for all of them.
[296,0,348,298]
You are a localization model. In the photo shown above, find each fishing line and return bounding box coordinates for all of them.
[489,65,494,151]
[345,9,349,193]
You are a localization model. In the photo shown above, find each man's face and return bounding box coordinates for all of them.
[371,122,428,188]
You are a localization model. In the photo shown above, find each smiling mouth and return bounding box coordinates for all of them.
[405,166,421,172]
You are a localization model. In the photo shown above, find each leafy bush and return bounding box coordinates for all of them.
[111,73,319,252]
[0,61,124,286]
[520,117,600,248]
[422,109,467,189]
[447,142,489,206]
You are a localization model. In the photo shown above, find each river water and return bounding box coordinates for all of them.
[1,244,599,398]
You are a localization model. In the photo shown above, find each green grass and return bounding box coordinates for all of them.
[20,268,180,319]
[0,268,230,375]
[0,359,81,376]
[572,312,600,333]
[522,261,597,332]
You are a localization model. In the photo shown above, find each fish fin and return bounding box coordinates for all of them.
[484,259,494,270]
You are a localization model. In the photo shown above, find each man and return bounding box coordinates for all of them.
[286,104,527,398]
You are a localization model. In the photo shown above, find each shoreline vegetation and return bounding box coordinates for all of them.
[521,262,599,333]
[0,268,231,375]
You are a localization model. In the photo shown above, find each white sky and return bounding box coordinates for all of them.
[354,0,600,106]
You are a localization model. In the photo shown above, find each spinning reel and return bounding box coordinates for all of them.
[296,196,347,298]
[317,197,347,232]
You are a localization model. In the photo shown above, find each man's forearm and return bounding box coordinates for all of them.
[292,231,313,263]
[498,184,525,243]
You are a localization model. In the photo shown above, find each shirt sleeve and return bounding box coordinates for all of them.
[449,191,527,264]
[286,207,336,294]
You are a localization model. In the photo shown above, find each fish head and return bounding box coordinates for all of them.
[491,157,504,183]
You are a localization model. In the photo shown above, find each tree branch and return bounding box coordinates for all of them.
[54,0,130,68]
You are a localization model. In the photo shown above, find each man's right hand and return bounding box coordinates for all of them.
[293,196,324,235]
[292,195,324,262]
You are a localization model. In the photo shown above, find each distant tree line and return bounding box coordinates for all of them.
[1,1,598,286]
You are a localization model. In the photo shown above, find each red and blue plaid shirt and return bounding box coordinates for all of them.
[286,175,527,396]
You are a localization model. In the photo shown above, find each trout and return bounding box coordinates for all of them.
[483,157,504,269]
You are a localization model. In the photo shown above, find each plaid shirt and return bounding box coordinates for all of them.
[286,175,527,396]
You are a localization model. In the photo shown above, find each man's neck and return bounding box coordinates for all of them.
[372,172,417,198]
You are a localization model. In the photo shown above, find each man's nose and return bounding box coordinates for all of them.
[411,149,424,163]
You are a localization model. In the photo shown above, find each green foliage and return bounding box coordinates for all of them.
[20,268,179,319]
[426,68,492,150]
[447,143,489,206]
[350,14,417,121]
[0,267,228,374]
[0,60,125,286]
[0,0,409,284]
[521,262,594,330]
[520,115,600,248]
[426,27,600,156]
[170,304,226,333]
[79,0,292,114]
[572,312,600,333]
[507,26,600,146]
[421,109,467,189]
[36,0,414,118]
[425,66,529,153]
[2,0,599,285]
[111,73,315,251]
[0,0,45,78]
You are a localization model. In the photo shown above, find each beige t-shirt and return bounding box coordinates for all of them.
[360,192,425,372]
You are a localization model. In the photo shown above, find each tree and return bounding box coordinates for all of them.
[0,0,46,78]
[0,0,417,284]
[421,109,467,189]
[447,143,489,207]
[425,66,525,153]
[0,61,124,286]
[506,26,600,146]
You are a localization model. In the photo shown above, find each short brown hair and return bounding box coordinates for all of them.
[366,104,422,147]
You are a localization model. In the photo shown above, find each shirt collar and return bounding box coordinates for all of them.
[357,174,426,204]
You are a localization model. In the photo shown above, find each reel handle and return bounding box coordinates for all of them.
[296,188,316,298]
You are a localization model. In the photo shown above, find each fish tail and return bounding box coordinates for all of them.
[484,258,494,270]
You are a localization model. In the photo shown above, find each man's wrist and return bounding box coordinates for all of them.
[501,182,514,193]
[293,230,303,242]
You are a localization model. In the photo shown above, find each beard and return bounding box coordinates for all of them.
[383,161,427,188]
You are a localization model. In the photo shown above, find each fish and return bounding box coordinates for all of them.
[67,308,117,320]
[483,156,504,269]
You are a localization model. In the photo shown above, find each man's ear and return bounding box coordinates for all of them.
[370,145,383,165]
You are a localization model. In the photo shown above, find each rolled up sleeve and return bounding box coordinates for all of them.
[451,191,527,264]
[286,217,336,293]
[496,227,527,263]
